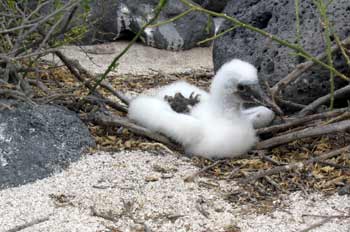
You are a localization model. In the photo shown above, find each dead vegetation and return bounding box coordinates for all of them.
[4,53,347,208]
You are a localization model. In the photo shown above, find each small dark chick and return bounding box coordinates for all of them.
[164,92,200,113]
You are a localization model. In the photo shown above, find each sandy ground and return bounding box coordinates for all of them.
[3,42,349,231]
[0,151,349,232]
[44,41,213,76]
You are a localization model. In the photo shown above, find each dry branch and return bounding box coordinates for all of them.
[300,214,350,232]
[271,37,350,100]
[86,112,178,149]
[242,145,350,183]
[299,217,334,232]
[257,107,349,135]
[184,159,226,182]
[256,120,350,149]
[4,216,50,232]
[55,51,127,112]
[84,95,128,113]
[276,98,306,110]
[300,84,350,116]
[0,89,35,105]
[54,50,129,107]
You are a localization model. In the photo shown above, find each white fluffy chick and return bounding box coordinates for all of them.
[128,59,274,158]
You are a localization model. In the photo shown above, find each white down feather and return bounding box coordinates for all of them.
[128,59,269,158]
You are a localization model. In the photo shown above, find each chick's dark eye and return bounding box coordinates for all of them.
[237,84,245,92]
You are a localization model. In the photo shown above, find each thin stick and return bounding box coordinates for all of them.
[271,36,350,101]
[314,0,335,109]
[257,107,349,135]
[87,112,177,149]
[54,50,128,111]
[334,34,350,68]
[56,50,130,105]
[5,216,50,232]
[242,145,350,183]
[197,25,239,45]
[0,89,36,105]
[184,159,226,182]
[302,214,350,219]
[300,85,350,116]
[294,0,301,46]
[256,120,350,149]
[149,8,194,28]
[299,217,333,232]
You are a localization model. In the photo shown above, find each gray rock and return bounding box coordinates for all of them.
[213,0,350,107]
[25,0,214,50]
[82,0,126,43]
[193,0,229,12]
[0,101,95,189]
[83,0,214,50]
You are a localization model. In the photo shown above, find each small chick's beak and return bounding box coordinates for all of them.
[237,83,283,116]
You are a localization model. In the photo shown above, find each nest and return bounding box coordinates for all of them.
[8,63,349,208]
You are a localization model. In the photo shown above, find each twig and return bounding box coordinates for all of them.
[263,176,287,193]
[57,5,79,36]
[276,97,306,110]
[197,25,239,45]
[299,217,333,232]
[11,1,79,54]
[314,0,336,109]
[4,216,50,232]
[300,84,350,116]
[27,79,50,94]
[294,0,301,46]
[318,161,350,170]
[184,159,226,182]
[260,154,286,165]
[300,213,350,232]
[37,93,76,104]
[54,50,129,106]
[54,50,93,89]
[0,89,36,105]
[270,36,350,101]
[84,95,128,113]
[242,145,350,183]
[334,34,350,69]
[256,120,350,149]
[321,111,350,125]
[302,214,350,219]
[257,107,349,135]
[98,81,130,105]
[86,112,177,149]
[0,102,14,110]
[149,8,194,28]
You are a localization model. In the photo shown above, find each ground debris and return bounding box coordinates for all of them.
[29,65,350,206]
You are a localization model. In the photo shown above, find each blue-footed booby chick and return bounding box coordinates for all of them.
[128,59,275,158]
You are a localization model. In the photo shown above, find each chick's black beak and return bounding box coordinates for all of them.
[237,83,283,115]
[236,82,264,103]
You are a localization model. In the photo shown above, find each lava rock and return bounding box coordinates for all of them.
[338,184,350,196]
[83,0,214,50]
[82,0,127,43]
[193,0,229,12]
[213,0,350,107]
[0,102,95,189]
[25,0,215,50]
